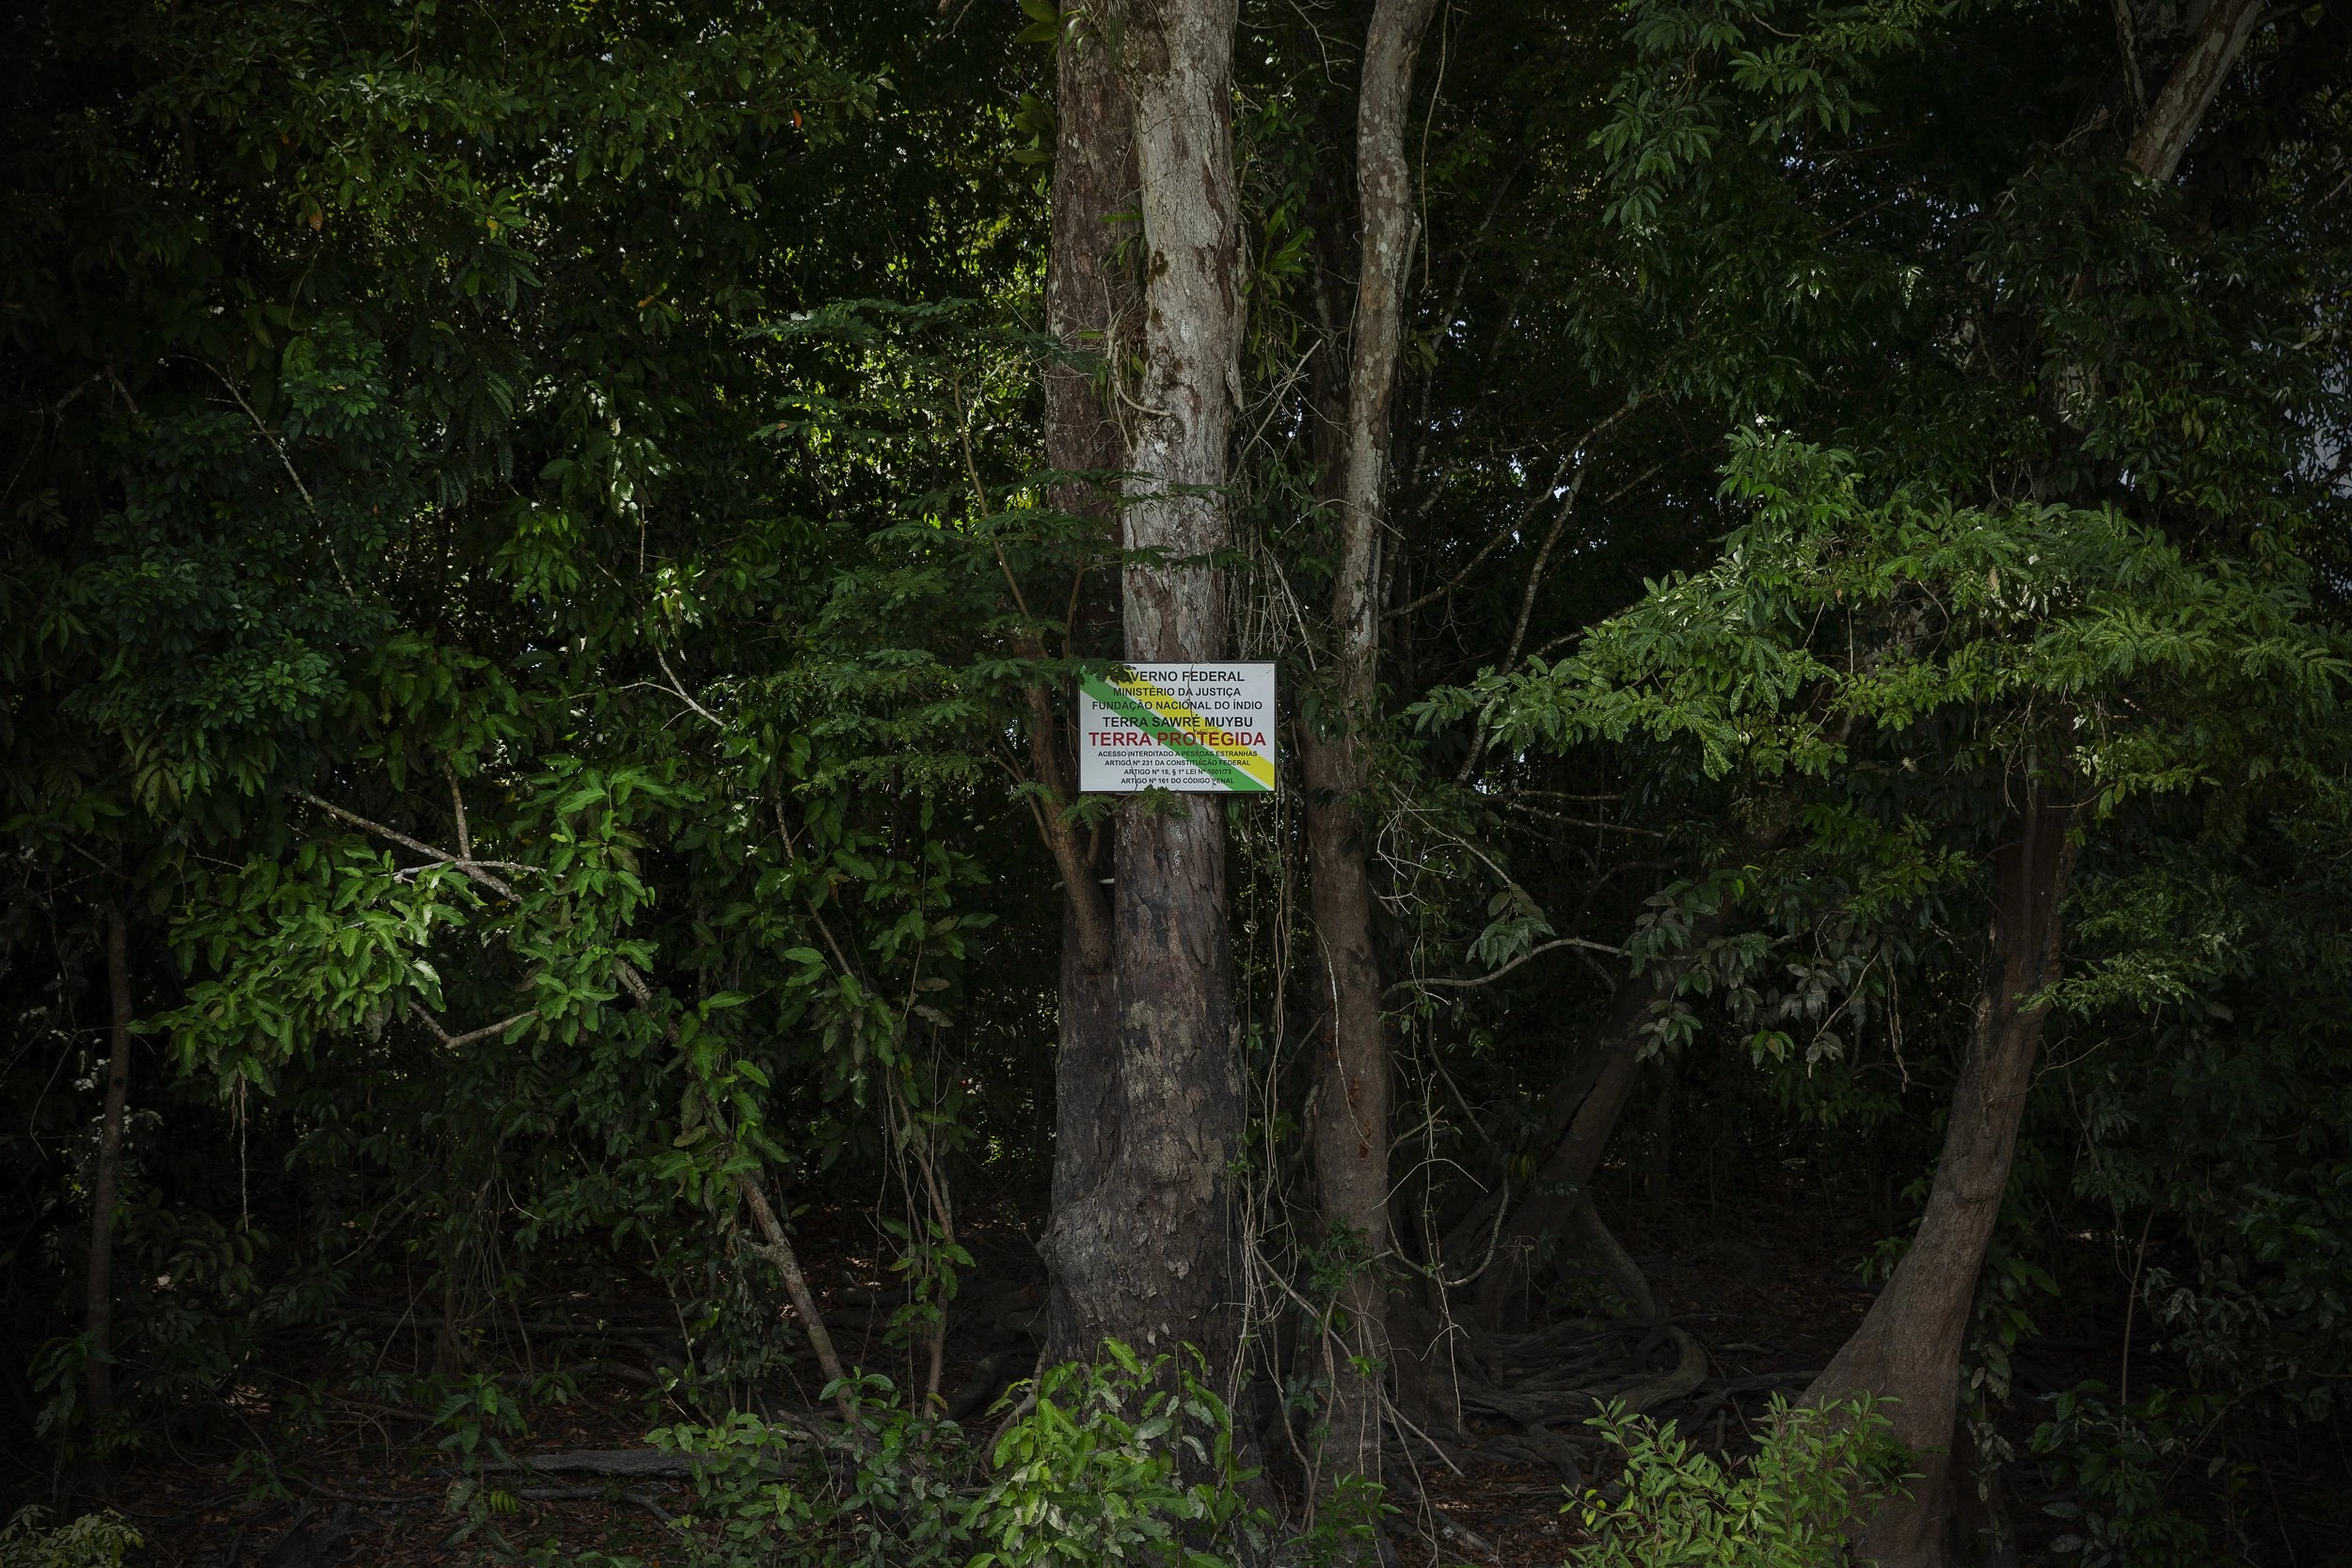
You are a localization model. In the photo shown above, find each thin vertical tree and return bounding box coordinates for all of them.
[1803,8,2275,1560]
[82,899,133,1485]
[1298,0,1442,1487]
[1038,2,1135,1366]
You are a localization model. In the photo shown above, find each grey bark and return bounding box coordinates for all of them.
[1048,889,1123,1360]
[2124,0,2265,182]
[1042,0,1248,1372]
[1803,787,2078,1567]
[1030,0,1128,980]
[1299,0,1443,1488]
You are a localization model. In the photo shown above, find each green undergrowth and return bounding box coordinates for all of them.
[437,1353,1917,1567]
[1566,1395,1913,1568]
[487,1343,1283,1568]
[0,1511,141,1568]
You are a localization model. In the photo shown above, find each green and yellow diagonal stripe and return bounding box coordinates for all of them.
[1082,671,1275,793]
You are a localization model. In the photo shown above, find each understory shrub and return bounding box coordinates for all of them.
[1568,1395,1912,1567]
[548,1342,1268,1568]
[0,1511,142,1568]
[2030,1385,2217,1568]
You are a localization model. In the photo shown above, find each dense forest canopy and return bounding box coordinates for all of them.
[3,0,2349,1564]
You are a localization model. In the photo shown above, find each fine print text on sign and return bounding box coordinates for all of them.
[1078,663,1275,794]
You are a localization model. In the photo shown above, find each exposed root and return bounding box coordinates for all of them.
[1570,1196,1661,1323]
[1605,1325,1707,1414]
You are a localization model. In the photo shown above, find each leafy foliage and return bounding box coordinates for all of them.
[0,1512,139,1568]
[4,0,2352,1556]
[556,1347,1266,1568]
[1569,1395,1912,1567]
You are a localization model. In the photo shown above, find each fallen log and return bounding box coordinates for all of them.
[511,1484,675,1523]
[481,1449,709,1479]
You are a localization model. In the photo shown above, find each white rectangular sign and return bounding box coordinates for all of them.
[1078,663,1276,794]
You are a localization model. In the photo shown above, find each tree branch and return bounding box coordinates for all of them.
[294,791,517,899]
[1390,935,1627,995]
[2126,0,2265,181]
[407,1002,537,1051]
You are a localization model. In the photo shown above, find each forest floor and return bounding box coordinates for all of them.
[20,1157,2342,1567]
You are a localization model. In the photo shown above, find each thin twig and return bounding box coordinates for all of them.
[1389,452,1568,619]
[654,645,723,727]
[1389,934,1626,995]
[1391,400,1640,621]
[210,367,358,599]
[406,1000,536,1051]
[1500,800,1669,837]
[1455,467,1586,784]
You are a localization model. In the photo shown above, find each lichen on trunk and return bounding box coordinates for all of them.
[1041,0,1249,1378]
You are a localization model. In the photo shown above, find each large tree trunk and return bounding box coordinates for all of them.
[1803,786,2077,1568]
[2123,0,2265,182]
[1040,4,1133,1364]
[1297,0,1442,1488]
[83,901,133,1466]
[1047,887,1121,1359]
[1042,0,1248,1373]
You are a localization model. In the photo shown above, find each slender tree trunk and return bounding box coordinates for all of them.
[733,1173,855,1424]
[1452,810,1795,1327]
[1297,0,1442,1488]
[84,902,132,1456]
[1464,955,1677,1329]
[1041,7,1134,1367]
[1803,786,2077,1568]
[1043,0,1248,1372]
[612,959,858,1425]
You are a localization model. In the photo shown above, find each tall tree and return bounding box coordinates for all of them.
[1039,4,1136,1368]
[1296,0,1442,1486]
[1043,0,1250,1370]
[1799,8,2285,1560]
